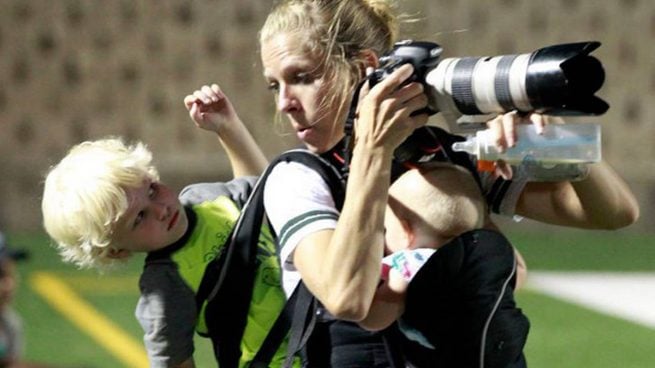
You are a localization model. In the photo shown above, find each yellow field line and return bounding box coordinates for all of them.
[29,271,149,368]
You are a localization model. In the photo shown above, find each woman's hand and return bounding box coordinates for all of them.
[484,111,563,179]
[354,64,429,156]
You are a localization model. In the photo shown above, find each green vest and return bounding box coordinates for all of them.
[170,195,290,367]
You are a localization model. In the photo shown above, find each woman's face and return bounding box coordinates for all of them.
[261,33,347,153]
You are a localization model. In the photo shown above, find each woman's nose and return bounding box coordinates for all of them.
[277,85,299,113]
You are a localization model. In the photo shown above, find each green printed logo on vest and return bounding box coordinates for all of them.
[167,196,292,367]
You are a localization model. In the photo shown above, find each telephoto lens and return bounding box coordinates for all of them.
[426,41,609,122]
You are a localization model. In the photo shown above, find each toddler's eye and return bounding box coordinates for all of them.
[134,211,144,227]
[148,183,157,198]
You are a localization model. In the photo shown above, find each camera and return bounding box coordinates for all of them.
[369,40,608,134]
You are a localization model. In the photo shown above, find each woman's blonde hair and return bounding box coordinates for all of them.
[41,138,159,269]
[260,0,401,130]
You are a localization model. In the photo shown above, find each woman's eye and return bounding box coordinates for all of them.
[294,72,312,84]
[267,82,279,93]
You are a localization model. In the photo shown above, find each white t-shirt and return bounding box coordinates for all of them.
[264,161,340,297]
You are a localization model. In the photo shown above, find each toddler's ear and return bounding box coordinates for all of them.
[107,248,131,259]
[400,218,416,250]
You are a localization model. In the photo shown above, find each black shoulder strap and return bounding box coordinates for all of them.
[202,174,267,367]
[266,152,346,368]
[285,149,346,209]
[272,151,346,367]
[249,284,301,368]
[197,149,343,368]
[282,282,319,367]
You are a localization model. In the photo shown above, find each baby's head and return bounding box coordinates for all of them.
[384,163,486,253]
[42,138,160,269]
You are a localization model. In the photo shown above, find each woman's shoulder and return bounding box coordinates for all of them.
[264,152,338,210]
[266,160,329,196]
[267,150,333,183]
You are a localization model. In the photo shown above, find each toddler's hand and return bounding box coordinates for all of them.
[183,84,240,134]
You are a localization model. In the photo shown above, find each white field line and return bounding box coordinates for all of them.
[526,271,655,329]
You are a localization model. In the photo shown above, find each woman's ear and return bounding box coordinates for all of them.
[107,248,131,260]
[359,49,380,74]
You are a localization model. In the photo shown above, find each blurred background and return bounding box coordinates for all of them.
[0,0,653,234]
[0,0,653,367]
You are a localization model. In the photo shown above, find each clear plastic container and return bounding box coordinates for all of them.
[451,123,601,170]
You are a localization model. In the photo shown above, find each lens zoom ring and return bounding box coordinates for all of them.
[451,57,481,115]
[494,55,517,112]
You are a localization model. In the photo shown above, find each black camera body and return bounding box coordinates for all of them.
[370,40,608,134]
[369,40,443,93]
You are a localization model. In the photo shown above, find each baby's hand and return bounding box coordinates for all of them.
[384,267,411,295]
[183,84,240,134]
[381,248,436,294]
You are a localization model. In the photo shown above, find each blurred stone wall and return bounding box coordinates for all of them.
[0,0,653,233]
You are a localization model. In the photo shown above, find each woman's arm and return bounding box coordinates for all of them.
[515,161,639,229]
[293,151,391,321]
[486,112,639,229]
[293,64,429,321]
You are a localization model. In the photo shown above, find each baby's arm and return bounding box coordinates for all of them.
[359,249,435,331]
[184,84,268,177]
[359,290,405,331]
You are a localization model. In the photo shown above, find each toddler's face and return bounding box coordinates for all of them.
[112,180,188,254]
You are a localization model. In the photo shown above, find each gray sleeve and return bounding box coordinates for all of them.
[135,261,198,367]
[1,308,23,361]
[179,176,258,208]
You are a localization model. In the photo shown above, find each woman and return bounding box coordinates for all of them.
[258,0,638,366]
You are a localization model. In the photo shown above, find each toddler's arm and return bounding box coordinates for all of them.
[184,84,268,177]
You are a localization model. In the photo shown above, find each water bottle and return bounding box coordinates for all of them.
[451,123,602,173]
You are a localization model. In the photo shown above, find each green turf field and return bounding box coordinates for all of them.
[10,229,655,367]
